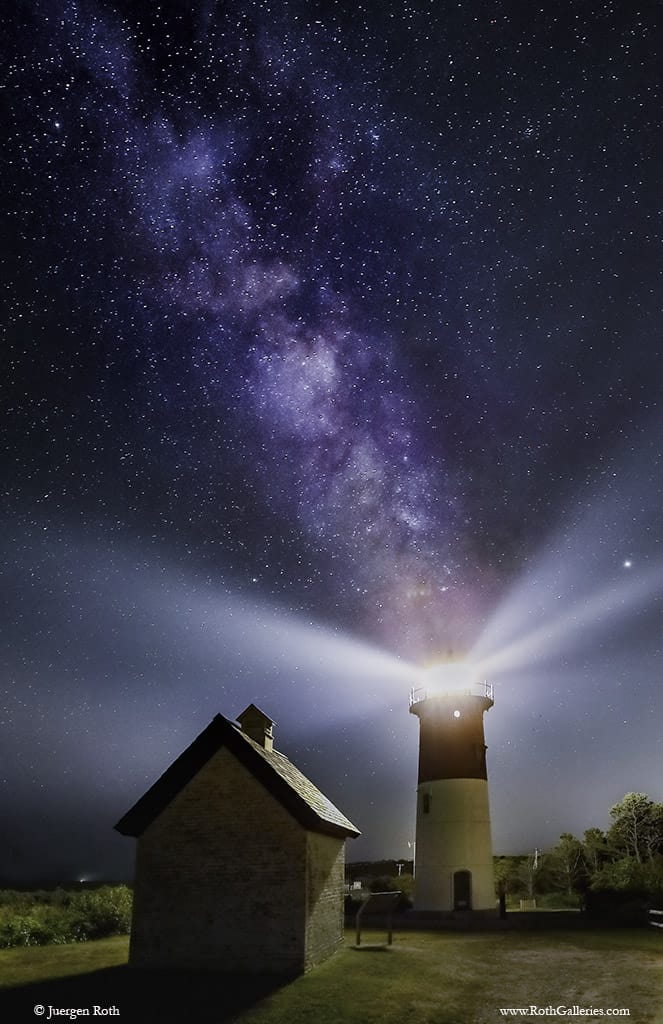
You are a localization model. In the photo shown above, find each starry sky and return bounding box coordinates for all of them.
[3,0,662,882]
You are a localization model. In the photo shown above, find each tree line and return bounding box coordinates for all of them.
[496,792,663,902]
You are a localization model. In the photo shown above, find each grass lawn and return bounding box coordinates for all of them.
[0,929,661,1024]
[0,935,130,989]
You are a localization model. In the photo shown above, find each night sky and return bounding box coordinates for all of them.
[3,0,662,882]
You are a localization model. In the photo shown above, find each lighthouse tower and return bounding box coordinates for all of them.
[409,664,495,912]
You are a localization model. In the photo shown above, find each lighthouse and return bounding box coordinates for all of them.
[409,663,495,912]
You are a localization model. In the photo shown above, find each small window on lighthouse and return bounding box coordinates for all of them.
[453,709,461,718]
[423,793,431,814]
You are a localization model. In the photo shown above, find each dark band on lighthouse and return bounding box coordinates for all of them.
[415,691,493,782]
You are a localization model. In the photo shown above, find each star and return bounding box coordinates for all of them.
[2,0,662,881]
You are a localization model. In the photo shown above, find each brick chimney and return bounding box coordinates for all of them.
[236,704,275,752]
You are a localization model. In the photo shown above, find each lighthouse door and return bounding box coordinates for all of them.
[453,870,472,910]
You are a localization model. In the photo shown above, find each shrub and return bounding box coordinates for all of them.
[0,910,76,947]
[0,886,133,948]
[0,890,39,910]
[344,894,362,916]
[590,856,663,895]
[67,886,133,940]
[536,891,582,910]
[0,914,43,947]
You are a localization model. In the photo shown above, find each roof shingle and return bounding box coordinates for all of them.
[114,712,360,840]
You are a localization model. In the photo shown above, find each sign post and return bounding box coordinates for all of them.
[355,891,402,947]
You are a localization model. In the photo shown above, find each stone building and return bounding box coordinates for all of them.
[115,704,360,974]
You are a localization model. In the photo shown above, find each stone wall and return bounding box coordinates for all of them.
[304,832,346,970]
[129,745,347,974]
[130,747,307,973]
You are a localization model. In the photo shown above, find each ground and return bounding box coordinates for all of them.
[0,928,661,1023]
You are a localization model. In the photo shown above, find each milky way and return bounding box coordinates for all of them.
[3,1,662,876]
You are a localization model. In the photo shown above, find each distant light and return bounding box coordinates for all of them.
[453,709,461,718]
[623,559,632,569]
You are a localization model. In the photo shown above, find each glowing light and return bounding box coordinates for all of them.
[410,660,493,710]
[422,659,475,689]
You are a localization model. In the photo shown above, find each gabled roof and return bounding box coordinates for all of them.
[114,713,360,840]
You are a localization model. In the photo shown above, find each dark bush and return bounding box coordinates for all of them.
[344,894,362,916]
[584,888,651,926]
[0,886,132,948]
[67,886,133,939]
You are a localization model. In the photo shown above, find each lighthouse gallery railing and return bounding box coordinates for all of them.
[409,680,494,706]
